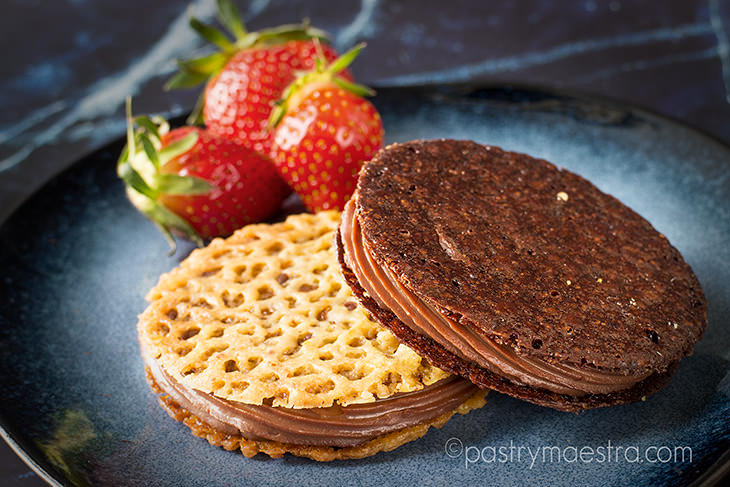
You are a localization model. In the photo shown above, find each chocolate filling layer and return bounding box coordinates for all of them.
[143,347,478,448]
[341,198,649,397]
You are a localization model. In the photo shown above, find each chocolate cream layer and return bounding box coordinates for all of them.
[341,198,649,397]
[143,346,478,448]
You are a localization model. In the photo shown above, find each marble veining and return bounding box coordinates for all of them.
[2,0,730,178]
[709,0,730,102]
[0,0,218,172]
[335,0,380,49]
[377,22,715,84]
[573,47,720,85]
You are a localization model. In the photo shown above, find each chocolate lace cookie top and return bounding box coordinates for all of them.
[355,139,706,375]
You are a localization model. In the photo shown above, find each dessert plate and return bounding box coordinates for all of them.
[1,85,729,487]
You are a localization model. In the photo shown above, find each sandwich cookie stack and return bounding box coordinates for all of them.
[338,139,707,412]
[138,211,486,461]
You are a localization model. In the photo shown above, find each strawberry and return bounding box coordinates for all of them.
[166,0,349,154]
[268,44,384,212]
[117,98,289,251]
[203,41,346,153]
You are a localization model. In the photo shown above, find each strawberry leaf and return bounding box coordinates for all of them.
[164,70,211,91]
[150,116,169,133]
[189,17,234,52]
[254,22,329,46]
[176,52,228,76]
[125,187,204,251]
[139,134,160,169]
[125,97,136,160]
[153,221,178,256]
[149,202,204,248]
[216,0,246,40]
[327,43,366,75]
[118,162,156,199]
[133,116,161,141]
[119,101,209,251]
[158,132,199,165]
[154,174,212,195]
[268,104,287,130]
[116,144,129,171]
[332,77,375,97]
[186,93,206,126]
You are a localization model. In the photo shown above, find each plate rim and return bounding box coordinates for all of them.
[373,80,730,156]
[0,428,62,487]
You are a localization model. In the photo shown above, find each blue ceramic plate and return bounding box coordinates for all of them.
[1,86,729,487]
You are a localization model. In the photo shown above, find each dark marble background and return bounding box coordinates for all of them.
[2,0,730,485]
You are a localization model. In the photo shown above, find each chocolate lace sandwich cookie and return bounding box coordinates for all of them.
[338,139,707,412]
[138,211,486,461]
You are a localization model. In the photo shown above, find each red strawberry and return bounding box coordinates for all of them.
[166,0,350,154]
[204,40,345,153]
[269,44,384,212]
[118,99,289,251]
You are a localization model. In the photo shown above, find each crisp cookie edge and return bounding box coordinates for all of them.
[146,367,486,461]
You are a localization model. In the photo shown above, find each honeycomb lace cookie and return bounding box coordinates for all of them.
[138,211,486,460]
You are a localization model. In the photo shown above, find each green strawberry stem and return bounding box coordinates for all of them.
[268,42,375,129]
[118,97,213,253]
[166,0,330,125]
